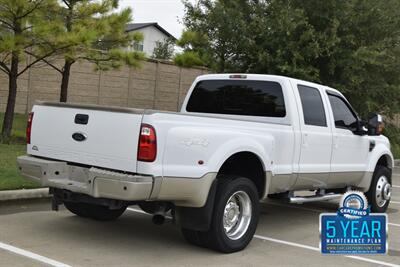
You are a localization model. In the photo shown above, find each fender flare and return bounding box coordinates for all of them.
[367,145,394,172]
[358,146,394,191]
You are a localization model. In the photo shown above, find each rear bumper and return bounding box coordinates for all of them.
[17,155,217,207]
[17,155,152,201]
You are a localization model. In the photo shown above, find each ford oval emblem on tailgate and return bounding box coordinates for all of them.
[72,132,87,142]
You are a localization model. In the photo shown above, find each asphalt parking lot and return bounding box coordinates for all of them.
[1,170,400,267]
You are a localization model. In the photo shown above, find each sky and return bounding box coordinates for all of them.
[117,0,192,39]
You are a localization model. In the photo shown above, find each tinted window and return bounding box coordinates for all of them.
[186,80,286,117]
[328,94,358,129]
[298,85,327,127]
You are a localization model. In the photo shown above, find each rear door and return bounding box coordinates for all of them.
[292,83,333,189]
[29,103,144,173]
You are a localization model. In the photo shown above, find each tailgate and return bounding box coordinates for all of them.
[28,103,144,173]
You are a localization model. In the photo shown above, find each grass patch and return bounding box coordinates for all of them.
[0,144,40,190]
[0,113,28,144]
[0,113,40,190]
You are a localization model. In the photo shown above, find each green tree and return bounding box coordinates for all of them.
[291,0,400,117]
[177,0,320,78]
[0,0,63,140]
[177,0,400,118]
[152,38,175,60]
[176,0,255,72]
[31,0,144,102]
[174,30,208,68]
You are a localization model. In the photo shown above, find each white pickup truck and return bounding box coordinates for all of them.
[17,74,393,252]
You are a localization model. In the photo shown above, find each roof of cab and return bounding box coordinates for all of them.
[196,73,342,95]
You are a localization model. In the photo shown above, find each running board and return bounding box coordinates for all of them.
[289,193,342,204]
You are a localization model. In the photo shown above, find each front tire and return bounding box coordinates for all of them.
[64,202,127,221]
[182,177,260,253]
[365,166,392,212]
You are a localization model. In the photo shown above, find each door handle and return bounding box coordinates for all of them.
[333,135,339,149]
[302,133,308,147]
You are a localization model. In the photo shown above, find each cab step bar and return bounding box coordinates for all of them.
[289,193,342,204]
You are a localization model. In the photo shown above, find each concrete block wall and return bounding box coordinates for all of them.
[0,59,208,114]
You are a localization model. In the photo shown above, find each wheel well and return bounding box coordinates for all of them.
[376,155,392,169]
[218,152,265,198]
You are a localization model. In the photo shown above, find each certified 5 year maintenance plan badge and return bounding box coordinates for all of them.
[320,191,388,254]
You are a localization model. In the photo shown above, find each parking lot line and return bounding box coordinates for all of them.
[127,207,400,267]
[254,235,400,267]
[0,241,71,267]
[393,185,400,188]
[254,234,318,251]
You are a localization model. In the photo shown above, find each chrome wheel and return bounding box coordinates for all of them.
[223,191,252,240]
[376,176,391,207]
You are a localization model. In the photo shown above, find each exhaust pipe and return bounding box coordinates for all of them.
[151,203,167,225]
[152,214,166,225]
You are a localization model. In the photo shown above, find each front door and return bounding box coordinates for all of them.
[326,92,370,187]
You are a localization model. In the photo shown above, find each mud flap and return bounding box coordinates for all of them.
[175,179,218,231]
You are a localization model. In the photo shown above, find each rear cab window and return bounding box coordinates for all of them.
[186,80,286,117]
[297,85,327,127]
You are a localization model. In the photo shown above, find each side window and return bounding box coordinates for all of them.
[298,85,327,127]
[328,94,358,129]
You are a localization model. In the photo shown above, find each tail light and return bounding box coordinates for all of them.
[26,112,34,144]
[137,124,157,162]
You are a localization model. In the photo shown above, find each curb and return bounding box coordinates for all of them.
[0,188,50,201]
[395,159,400,167]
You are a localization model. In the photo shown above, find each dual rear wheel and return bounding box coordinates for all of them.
[182,177,260,253]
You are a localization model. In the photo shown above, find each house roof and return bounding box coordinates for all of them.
[126,23,176,40]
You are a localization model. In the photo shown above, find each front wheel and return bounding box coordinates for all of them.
[365,166,392,212]
[182,177,260,253]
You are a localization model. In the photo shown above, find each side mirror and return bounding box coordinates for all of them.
[368,113,384,136]
[352,120,368,136]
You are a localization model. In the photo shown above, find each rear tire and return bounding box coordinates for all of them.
[64,202,126,221]
[365,166,392,213]
[181,228,206,247]
[182,177,260,253]
[64,202,90,218]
